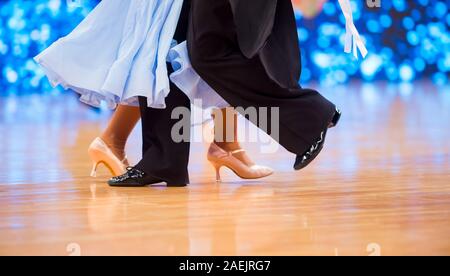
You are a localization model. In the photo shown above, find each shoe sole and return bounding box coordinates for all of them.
[108,182,187,188]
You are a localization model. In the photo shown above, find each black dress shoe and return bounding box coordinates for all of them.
[108,167,186,187]
[294,108,341,171]
[294,130,327,171]
[329,107,342,128]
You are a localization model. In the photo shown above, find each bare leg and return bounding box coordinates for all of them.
[100,104,141,165]
[212,107,255,166]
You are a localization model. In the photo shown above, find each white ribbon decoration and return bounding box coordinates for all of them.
[337,0,368,59]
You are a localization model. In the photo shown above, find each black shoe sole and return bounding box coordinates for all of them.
[108,183,148,187]
[108,181,187,188]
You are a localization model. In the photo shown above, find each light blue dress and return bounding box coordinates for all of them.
[35,0,228,110]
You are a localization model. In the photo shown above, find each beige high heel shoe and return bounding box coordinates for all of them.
[88,137,128,177]
[207,143,274,182]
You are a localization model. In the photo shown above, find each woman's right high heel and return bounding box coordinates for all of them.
[207,143,274,182]
[88,137,128,177]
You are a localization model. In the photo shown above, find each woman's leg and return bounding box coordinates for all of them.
[100,104,141,164]
[212,108,255,166]
[209,107,273,181]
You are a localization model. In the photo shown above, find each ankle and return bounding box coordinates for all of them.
[100,135,126,158]
[213,142,256,167]
[214,141,242,152]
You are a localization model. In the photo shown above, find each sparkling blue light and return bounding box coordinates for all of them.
[399,64,415,82]
[432,72,447,85]
[317,36,331,49]
[411,10,422,21]
[300,68,311,82]
[312,52,332,68]
[403,17,415,30]
[367,20,382,33]
[361,54,383,80]
[428,22,445,38]
[393,0,407,12]
[434,2,447,18]
[297,28,309,42]
[437,53,450,72]
[407,31,420,46]
[0,0,447,95]
[414,58,426,72]
[380,15,392,28]
[4,67,18,83]
[323,2,337,16]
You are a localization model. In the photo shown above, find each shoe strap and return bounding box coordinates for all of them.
[230,149,245,155]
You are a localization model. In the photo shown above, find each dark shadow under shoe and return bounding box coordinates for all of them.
[108,167,186,187]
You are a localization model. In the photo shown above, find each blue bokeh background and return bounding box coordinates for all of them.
[0,0,448,97]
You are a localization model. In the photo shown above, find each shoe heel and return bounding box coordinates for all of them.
[88,137,128,177]
[90,162,100,178]
[210,162,222,182]
[215,168,221,183]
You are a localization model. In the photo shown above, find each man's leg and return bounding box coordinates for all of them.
[108,0,192,187]
[134,82,191,185]
[108,76,191,187]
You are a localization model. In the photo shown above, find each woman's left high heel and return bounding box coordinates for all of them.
[88,137,128,177]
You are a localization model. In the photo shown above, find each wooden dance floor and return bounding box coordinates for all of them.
[0,81,449,256]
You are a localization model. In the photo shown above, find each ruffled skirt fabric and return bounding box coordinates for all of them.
[35,0,228,111]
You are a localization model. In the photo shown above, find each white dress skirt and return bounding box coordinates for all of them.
[34,0,229,110]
